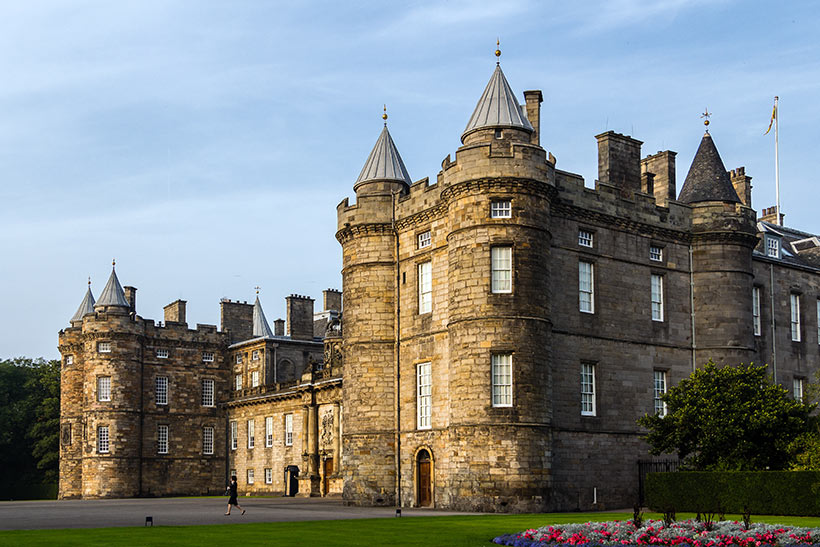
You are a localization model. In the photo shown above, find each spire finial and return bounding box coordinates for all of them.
[255,285,261,295]
[382,104,388,125]
[495,38,501,65]
[88,276,91,287]
[112,258,116,269]
[701,108,712,133]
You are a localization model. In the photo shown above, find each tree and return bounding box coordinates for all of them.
[638,361,815,471]
[26,359,61,483]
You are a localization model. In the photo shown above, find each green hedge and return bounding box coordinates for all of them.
[646,471,820,516]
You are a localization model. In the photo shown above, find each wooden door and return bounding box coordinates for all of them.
[322,457,333,496]
[417,450,432,507]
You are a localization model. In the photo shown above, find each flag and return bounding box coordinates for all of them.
[765,100,777,135]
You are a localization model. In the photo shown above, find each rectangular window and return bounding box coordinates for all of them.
[794,378,804,403]
[65,355,74,365]
[651,274,664,322]
[97,376,111,402]
[753,287,762,336]
[157,424,169,454]
[418,230,431,249]
[265,416,274,447]
[581,363,596,416]
[251,370,259,388]
[97,426,109,453]
[247,469,254,485]
[650,245,663,262]
[203,351,215,362]
[235,374,242,391]
[766,236,780,258]
[791,293,801,342]
[236,353,243,364]
[578,230,594,248]
[155,376,168,405]
[579,261,594,313]
[653,370,667,416]
[491,353,513,407]
[203,426,214,455]
[247,420,255,449]
[156,349,169,359]
[416,362,432,429]
[418,261,432,314]
[98,341,111,353]
[230,469,237,480]
[490,200,511,218]
[491,246,512,294]
[285,414,293,446]
[230,421,238,450]
[252,350,260,361]
[265,468,273,484]
[201,379,215,407]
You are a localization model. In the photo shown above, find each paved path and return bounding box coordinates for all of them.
[0,497,480,530]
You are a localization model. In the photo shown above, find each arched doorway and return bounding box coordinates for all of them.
[416,449,432,507]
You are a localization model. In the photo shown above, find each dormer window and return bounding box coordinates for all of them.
[766,235,781,258]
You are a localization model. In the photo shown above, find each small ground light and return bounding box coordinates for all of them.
[145,516,153,526]
[396,508,401,517]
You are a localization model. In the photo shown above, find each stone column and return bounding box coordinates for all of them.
[297,393,321,496]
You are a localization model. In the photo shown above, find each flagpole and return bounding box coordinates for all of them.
[774,96,781,226]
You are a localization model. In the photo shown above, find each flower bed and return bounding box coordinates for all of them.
[492,519,820,547]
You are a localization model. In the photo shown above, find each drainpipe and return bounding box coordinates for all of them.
[392,189,402,508]
[689,246,696,372]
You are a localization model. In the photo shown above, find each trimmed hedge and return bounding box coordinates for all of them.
[646,471,820,516]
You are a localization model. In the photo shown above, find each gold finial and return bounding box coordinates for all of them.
[255,285,261,295]
[495,38,501,63]
[701,108,712,132]
[112,258,116,268]
[88,276,91,287]
[382,104,388,123]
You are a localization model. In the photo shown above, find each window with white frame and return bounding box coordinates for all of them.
[97,376,111,402]
[581,363,596,416]
[230,469,237,480]
[416,362,432,429]
[203,426,214,455]
[98,341,111,353]
[236,353,243,364]
[65,355,74,365]
[653,370,667,416]
[252,349,259,361]
[156,349,169,359]
[491,353,513,407]
[794,377,804,403]
[578,230,594,248]
[251,370,259,388]
[650,245,663,262]
[230,421,238,450]
[491,246,512,294]
[579,261,594,313]
[265,468,272,484]
[235,374,242,391]
[418,261,432,314]
[201,379,215,407]
[265,416,274,447]
[157,424,169,454]
[753,287,762,336]
[247,469,254,484]
[202,351,214,362]
[417,230,431,249]
[766,236,781,258]
[155,376,168,405]
[651,274,664,322]
[97,425,109,453]
[247,419,255,449]
[791,293,801,342]
[490,200,511,218]
[285,414,293,446]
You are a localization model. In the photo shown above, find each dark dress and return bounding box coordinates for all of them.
[228,481,238,505]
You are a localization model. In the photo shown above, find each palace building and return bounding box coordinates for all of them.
[59,55,820,511]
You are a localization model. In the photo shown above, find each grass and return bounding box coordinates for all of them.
[3,512,820,546]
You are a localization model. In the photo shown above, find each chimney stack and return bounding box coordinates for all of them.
[274,318,285,337]
[323,289,342,312]
[286,295,315,341]
[641,150,677,206]
[164,299,187,324]
[123,286,137,314]
[596,131,643,195]
[523,90,543,146]
[220,299,254,343]
[730,166,753,207]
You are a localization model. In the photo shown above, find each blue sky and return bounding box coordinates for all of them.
[2,0,819,359]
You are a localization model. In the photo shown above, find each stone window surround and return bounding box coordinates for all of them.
[794,377,805,402]
[581,362,596,416]
[156,349,169,359]
[490,244,513,294]
[265,467,273,484]
[65,355,74,366]
[418,260,432,314]
[252,349,260,361]
[491,353,513,407]
[649,243,664,262]
[201,378,215,407]
[791,292,801,342]
[247,419,255,449]
[489,197,512,219]
[97,425,110,453]
[97,376,111,402]
[155,376,168,406]
[579,260,595,314]
[236,353,243,364]
[578,229,594,248]
[265,416,274,447]
[203,426,214,455]
[653,369,667,416]
[284,413,293,446]
[752,286,762,336]
[416,361,432,429]
[97,341,112,353]
[157,424,169,454]
[251,370,260,388]
[235,374,242,391]
[230,420,238,450]
[651,272,664,322]
[202,351,215,362]
[417,230,432,249]
[247,468,255,485]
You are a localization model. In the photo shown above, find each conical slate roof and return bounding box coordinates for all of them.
[252,296,274,338]
[96,267,129,307]
[355,125,412,186]
[70,286,96,323]
[678,132,741,204]
[462,64,533,141]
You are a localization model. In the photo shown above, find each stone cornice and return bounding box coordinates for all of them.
[336,223,393,244]
[440,177,556,204]
[552,201,691,243]
[691,231,759,246]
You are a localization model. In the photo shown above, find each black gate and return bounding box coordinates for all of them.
[637,460,679,505]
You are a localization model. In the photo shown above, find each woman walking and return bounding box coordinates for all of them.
[225,475,246,515]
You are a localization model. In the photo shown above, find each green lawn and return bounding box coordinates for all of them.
[3,512,820,547]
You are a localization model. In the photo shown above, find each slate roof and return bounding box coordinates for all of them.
[355,125,412,186]
[96,267,129,307]
[70,286,96,323]
[678,132,741,204]
[755,221,820,271]
[462,64,533,141]
[252,296,274,338]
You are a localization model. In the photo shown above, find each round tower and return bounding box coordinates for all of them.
[336,118,411,505]
[678,128,758,367]
[441,59,555,511]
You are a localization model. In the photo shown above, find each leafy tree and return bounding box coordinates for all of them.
[638,361,815,471]
[26,359,61,483]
